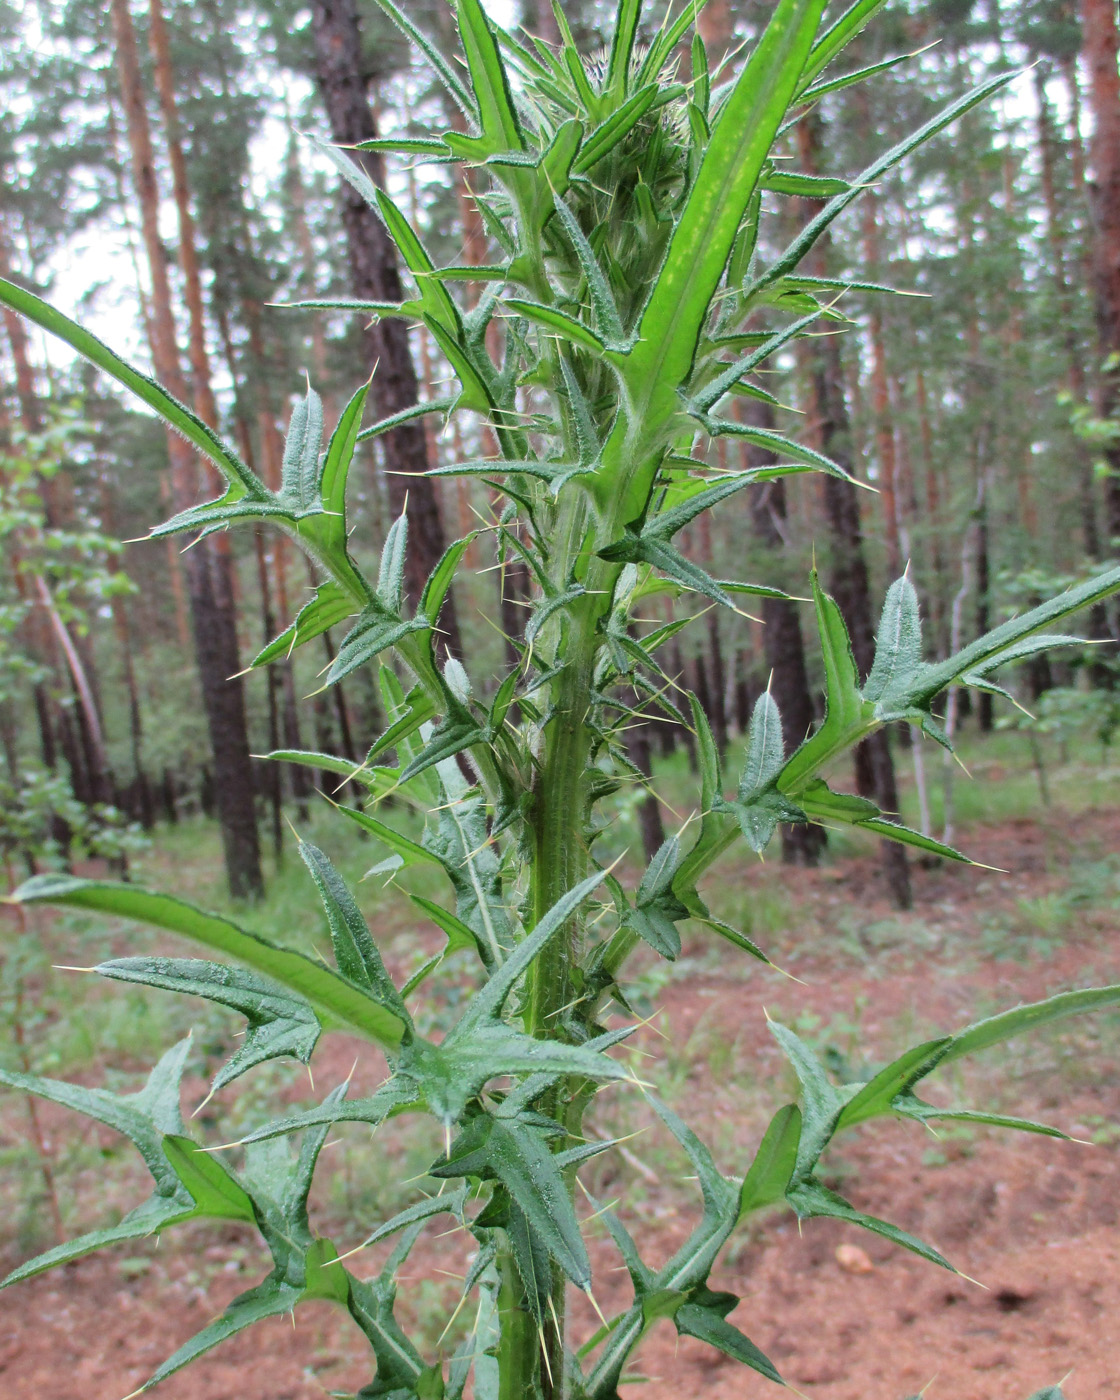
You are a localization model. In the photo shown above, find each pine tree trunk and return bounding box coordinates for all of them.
[862,191,902,576]
[530,0,561,44]
[1082,0,1120,544]
[308,0,462,655]
[111,0,263,900]
[797,114,911,908]
[0,227,115,810]
[696,0,733,65]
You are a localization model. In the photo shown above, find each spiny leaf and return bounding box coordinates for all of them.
[551,194,626,345]
[0,276,258,497]
[299,841,410,1025]
[737,1105,802,1219]
[95,959,321,1093]
[281,386,324,511]
[760,69,1019,293]
[422,770,515,971]
[252,581,353,669]
[864,574,923,705]
[454,866,609,1033]
[9,875,408,1049]
[628,0,826,393]
[456,0,525,156]
[431,1113,592,1289]
[574,84,660,173]
[378,511,409,614]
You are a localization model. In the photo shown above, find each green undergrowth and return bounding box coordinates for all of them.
[6,729,1120,1281]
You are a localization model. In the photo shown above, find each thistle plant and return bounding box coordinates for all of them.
[2,3,1120,1397]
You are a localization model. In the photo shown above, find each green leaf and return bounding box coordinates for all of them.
[353,137,452,157]
[507,1196,554,1320]
[356,395,457,444]
[348,1264,428,1394]
[799,50,918,103]
[636,1,715,87]
[238,1078,420,1145]
[320,381,370,523]
[834,1038,949,1133]
[0,1197,191,1289]
[143,1277,307,1387]
[762,169,850,197]
[399,710,486,784]
[431,1113,592,1289]
[330,606,429,684]
[410,895,482,958]
[281,385,324,510]
[505,297,610,356]
[716,694,806,845]
[692,308,822,412]
[366,687,439,764]
[9,875,408,1049]
[625,903,683,960]
[647,1095,734,1217]
[161,1135,257,1221]
[351,1187,469,1255]
[910,565,1120,709]
[941,985,1120,1066]
[336,803,439,872]
[697,415,852,479]
[0,1039,189,1201]
[551,194,626,345]
[252,582,354,669]
[421,533,476,627]
[455,0,524,155]
[674,1302,782,1383]
[628,0,826,393]
[0,276,258,498]
[422,772,515,970]
[739,691,785,799]
[604,0,643,100]
[761,69,1018,293]
[798,0,890,92]
[787,1178,954,1271]
[737,1104,802,1219]
[0,1043,258,1290]
[95,958,321,1093]
[298,841,411,1026]
[574,84,660,173]
[864,574,923,705]
[378,511,410,614]
[454,866,609,1034]
[779,573,870,793]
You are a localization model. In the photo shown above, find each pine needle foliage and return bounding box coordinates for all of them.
[0,3,1117,1396]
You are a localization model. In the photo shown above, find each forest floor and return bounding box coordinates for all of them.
[3,738,1120,1400]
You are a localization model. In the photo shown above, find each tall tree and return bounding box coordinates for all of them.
[1081,0,1120,543]
[308,0,462,655]
[109,0,262,899]
[798,112,911,909]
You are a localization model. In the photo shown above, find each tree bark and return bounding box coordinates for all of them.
[111,0,262,899]
[862,191,902,576]
[309,0,462,655]
[797,113,911,909]
[1082,0,1120,544]
[528,0,561,45]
